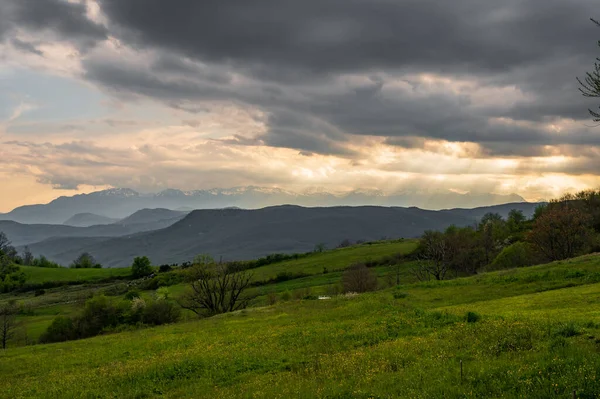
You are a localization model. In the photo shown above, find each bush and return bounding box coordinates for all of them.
[141,300,181,326]
[342,263,378,293]
[158,264,173,273]
[488,242,537,271]
[34,289,46,297]
[131,256,153,278]
[39,316,77,343]
[32,255,60,268]
[393,291,408,299]
[70,252,101,269]
[465,311,481,323]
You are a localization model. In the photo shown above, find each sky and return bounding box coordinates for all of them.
[1,0,600,212]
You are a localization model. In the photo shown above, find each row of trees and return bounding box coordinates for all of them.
[414,189,600,281]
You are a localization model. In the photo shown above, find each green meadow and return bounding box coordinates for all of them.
[2,241,600,398]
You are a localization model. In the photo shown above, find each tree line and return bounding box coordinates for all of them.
[413,189,600,281]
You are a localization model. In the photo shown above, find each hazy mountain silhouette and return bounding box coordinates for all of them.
[1,208,187,247]
[0,187,526,224]
[63,213,119,227]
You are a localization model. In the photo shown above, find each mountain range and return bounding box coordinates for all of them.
[0,187,527,225]
[11,202,540,268]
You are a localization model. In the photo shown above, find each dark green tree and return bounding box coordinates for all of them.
[131,256,153,278]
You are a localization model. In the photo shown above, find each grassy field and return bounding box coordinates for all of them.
[2,251,600,398]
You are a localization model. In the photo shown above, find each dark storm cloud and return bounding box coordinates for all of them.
[2,0,107,49]
[9,0,599,158]
[98,0,595,77]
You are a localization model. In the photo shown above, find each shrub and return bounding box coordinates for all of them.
[393,291,408,299]
[39,316,77,343]
[342,263,378,293]
[32,255,60,268]
[141,300,180,326]
[465,311,481,323]
[77,295,127,337]
[34,289,46,297]
[70,252,101,269]
[488,242,537,271]
[125,290,141,300]
[131,256,153,278]
[158,264,173,273]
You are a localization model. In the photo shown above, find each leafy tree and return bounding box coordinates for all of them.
[577,18,600,121]
[178,256,253,317]
[131,256,153,278]
[507,209,526,234]
[0,300,18,349]
[0,254,26,292]
[342,263,377,293]
[70,252,101,269]
[527,205,594,261]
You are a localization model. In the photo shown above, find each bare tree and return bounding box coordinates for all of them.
[411,230,450,281]
[577,19,600,121]
[0,300,18,349]
[22,246,34,266]
[178,261,253,317]
[342,263,378,293]
[0,232,11,254]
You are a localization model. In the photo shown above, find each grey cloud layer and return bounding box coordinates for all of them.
[3,0,600,160]
[2,0,107,47]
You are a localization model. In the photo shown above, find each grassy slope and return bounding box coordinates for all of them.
[21,265,131,284]
[3,254,600,398]
[6,240,417,343]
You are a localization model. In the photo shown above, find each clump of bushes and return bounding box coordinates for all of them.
[31,255,61,268]
[70,253,102,269]
[39,293,180,344]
